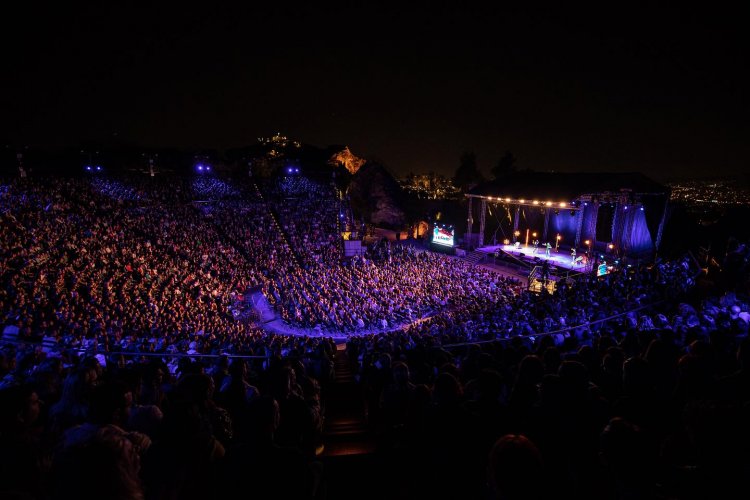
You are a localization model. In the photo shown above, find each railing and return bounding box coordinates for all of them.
[443,253,706,350]
[442,300,663,350]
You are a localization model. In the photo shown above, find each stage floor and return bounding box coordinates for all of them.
[477,244,592,273]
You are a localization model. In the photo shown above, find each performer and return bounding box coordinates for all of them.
[545,242,551,258]
[541,260,551,286]
[571,247,577,263]
[532,239,539,254]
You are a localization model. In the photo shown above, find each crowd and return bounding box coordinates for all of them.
[2,172,750,498]
[347,285,750,499]
[0,341,332,499]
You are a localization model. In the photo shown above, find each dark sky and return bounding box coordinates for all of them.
[2,3,747,180]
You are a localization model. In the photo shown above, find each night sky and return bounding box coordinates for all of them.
[2,3,747,180]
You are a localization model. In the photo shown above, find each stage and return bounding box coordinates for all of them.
[476,244,593,273]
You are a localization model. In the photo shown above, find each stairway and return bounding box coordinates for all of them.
[462,250,487,266]
[321,345,375,457]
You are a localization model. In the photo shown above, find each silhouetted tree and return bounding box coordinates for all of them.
[453,151,484,192]
[491,150,517,180]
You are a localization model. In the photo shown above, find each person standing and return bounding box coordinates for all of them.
[545,242,551,258]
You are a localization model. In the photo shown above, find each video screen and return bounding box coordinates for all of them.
[597,263,614,277]
[432,225,455,247]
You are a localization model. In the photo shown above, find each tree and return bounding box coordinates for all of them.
[491,150,518,180]
[453,151,485,192]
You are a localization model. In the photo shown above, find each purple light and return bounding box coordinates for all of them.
[85,166,92,171]
[640,206,644,211]
[624,206,628,210]
[96,166,102,171]
[197,165,204,171]
[205,166,211,171]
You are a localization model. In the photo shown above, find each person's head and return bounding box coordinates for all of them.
[488,434,544,500]
[248,396,280,438]
[88,380,133,426]
[0,384,42,428]
[516,355,544,385]
[229,358,248,379]
[432,372,462,406]
[391,361,411,386]
[52,425,144,500]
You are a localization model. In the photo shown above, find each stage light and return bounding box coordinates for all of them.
[85,166,92,171]
[624,206,628,210]
[560,202,566,207]
[608,243,614,250]
[533,200,539,205]
[505,197,511,202]
[584,240,590,246]
[546,201,552,206]
[556,235,561,240]
[514,230,520,236]
[640,206,644,211]
[584,202,588,206]
[519,199,525,203]
[532,232,537,237]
